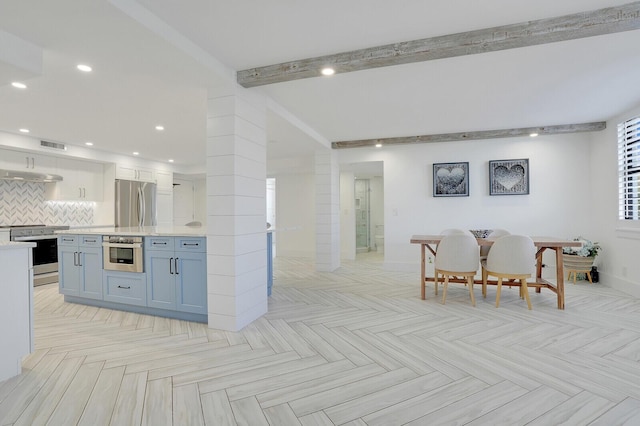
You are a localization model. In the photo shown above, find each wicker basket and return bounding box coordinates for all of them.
[562,254,595,272]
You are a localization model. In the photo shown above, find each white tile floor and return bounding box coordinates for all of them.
[1,253,640,425]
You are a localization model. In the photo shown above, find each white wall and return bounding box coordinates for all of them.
[340,171,356,259]
[337,133,592,274]
[194,176,207,225]
[590,101,640,296]
[275,172,316,258]
[370,176,384,250]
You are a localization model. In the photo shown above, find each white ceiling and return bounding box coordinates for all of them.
[0,0,638,172]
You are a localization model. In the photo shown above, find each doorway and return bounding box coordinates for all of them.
[339,161,384,260]
[355,178,371,252]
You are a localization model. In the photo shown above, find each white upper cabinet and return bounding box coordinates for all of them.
[45,157,104,201]
[0,148,57,174]
[116,164,154,182]
[155,170,173,191]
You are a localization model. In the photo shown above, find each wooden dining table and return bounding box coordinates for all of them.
[410,235,582,309]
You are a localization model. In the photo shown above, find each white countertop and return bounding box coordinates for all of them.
[0,241,36,250]
[56,226,206,237]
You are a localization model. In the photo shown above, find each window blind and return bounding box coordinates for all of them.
[618,116,640,220]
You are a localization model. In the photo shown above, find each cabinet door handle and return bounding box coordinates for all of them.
[82,188,86,198]
[31,157,35,169]
[79,187,83,198]
[73,251,78,266]
[85,239,96,243]
[175,258,179,275]
[78,252,82,267]
[182,243,199,247]
[117,285,131,289]
[26,156,30,169]
[153,241,167,245]
[169,257,174,274]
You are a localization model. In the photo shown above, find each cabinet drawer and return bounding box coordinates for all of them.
[146,237,175,251]
[58,235,79,246]
[80,235,101,247]
[103,271,147,306]
[176,237,205,252]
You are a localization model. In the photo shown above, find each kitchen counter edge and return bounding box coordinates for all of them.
[55,226,206,237]
[0,241,37,250]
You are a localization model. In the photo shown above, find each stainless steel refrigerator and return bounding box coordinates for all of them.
[115,179,157,227]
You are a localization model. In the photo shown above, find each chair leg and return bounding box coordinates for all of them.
[482,267,487,298]
[442,276,449,305]
[496,278,503,308]
[521,278,532,310]
[468,276,476,307]
[435,272,439,296]
[587,271,593,284]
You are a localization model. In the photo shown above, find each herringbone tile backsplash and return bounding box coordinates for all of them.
[0,180,94,226]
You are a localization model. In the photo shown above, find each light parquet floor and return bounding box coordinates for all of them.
[2,252,640,425]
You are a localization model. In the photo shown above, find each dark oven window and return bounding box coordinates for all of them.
[32,238,58,266]
[109,247,134,265]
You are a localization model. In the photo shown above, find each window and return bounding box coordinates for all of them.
[618,116,640,220]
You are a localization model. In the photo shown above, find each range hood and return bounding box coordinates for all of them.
[0,169,63,183]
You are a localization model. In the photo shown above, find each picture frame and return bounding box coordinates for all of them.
[433,162,469,197]
[489,158,529,195]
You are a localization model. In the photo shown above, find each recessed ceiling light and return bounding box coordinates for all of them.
[77,64,92,72]
[11,82,27,89]
[529,132,539,137]
[321,67,335,76]
[85,142,94,146]
[375,143,382,148]
[168,159,174,163]
[155,125,164,131]
[19,128,29,133]
[133,151,139,156]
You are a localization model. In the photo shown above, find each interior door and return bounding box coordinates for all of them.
[173,179,194,225]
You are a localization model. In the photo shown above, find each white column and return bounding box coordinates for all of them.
[206,83,267,331]
[315,150,341,271]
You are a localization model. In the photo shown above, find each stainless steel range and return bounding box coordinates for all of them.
[5,224,70,286]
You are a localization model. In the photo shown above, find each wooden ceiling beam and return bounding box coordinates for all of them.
[331,122,606,149]
[237,2,640,88]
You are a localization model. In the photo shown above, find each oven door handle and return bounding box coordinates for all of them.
[102,242,143,249]
[13,235,57,241]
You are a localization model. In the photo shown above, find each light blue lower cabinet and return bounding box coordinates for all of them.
[175,252,207,314]
[103,271,147,307]
[58,235,103,300]
[146,237,207,315]
[146,252,177,310]
[80,247,103,300]
[59,243,81,296]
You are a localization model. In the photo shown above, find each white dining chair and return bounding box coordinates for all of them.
[480,228,511,260]
[433,228,475,295]
[434,234,479,306]
[481,235,536,309]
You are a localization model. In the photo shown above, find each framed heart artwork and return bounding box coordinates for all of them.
[489,158,529,195]
[433,162,469,197]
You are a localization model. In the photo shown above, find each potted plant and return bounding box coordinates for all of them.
[562,237,602,282]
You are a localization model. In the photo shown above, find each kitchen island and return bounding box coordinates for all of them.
[56,226,208,323]
[0,241,35,382]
